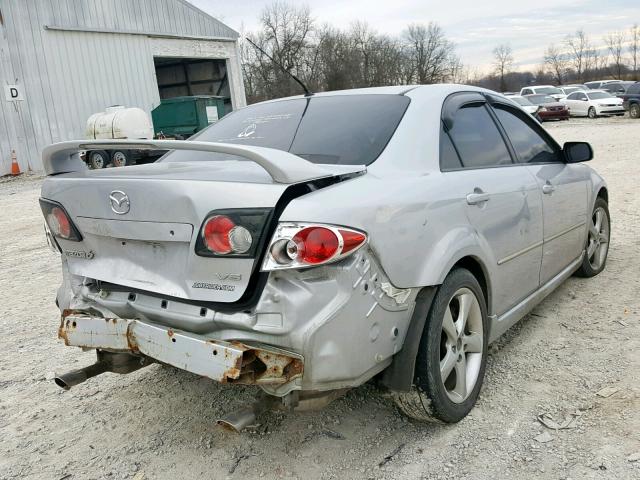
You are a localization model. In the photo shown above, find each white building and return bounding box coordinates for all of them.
[0,0,246,174]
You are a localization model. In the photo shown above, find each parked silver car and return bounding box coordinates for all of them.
[41,85,609,427]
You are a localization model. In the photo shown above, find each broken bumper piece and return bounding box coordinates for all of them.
[58,311,304,386]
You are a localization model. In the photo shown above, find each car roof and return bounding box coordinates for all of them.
[251,85,420,106]
[250,83,500,107]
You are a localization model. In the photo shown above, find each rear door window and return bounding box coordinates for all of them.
[440,127,463,170]
[493,105,561,164]
[443,104,513,170]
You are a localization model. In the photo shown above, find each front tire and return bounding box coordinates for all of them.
[575,198,610,277]
[588,107,597,119]
[394,268,488,423]
[630,104,640,119]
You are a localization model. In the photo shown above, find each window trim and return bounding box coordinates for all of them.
[439,95,517,172]
[489,101,565,166]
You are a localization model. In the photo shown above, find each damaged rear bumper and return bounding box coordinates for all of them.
[59,311,304,387]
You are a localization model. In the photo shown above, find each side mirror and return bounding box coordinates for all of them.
[564,142,593,163]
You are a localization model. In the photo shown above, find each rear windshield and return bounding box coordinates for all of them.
[161,94,410,166]
[587,92,613,100]
[527,95,556,105]
[562,87,581,94]
[512,97,533,106]
[535,87,562,94]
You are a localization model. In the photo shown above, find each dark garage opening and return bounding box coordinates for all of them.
[153,57,232,114]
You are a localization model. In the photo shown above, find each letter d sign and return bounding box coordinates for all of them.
[4,85,24,101]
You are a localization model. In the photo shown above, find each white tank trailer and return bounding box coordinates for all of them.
[83,106,157,169]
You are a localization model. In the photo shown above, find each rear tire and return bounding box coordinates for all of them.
[111,150,129,167]
[630,104,640,119]
[394,268,488,423]
[88,150,107,169]
[588,107,597,119]
[575,198,610,277]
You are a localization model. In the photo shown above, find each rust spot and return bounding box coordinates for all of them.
[126,326,139,352]
[167,329,174,337]
[224,345,304,386]
[111,318,117,324]
[57,317,70,345]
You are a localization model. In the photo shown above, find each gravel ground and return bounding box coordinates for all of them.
[1,117,639,480]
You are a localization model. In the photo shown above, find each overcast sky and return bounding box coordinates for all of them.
[190,0,639,72]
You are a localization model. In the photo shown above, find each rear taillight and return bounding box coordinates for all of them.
[195,209,272,258]
[39,199,82,241]
[262,223,367,271]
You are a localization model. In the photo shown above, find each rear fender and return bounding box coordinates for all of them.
[380,228,493,392]
[415,225,494,292]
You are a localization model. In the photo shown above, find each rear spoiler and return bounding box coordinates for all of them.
[42,139,365,184]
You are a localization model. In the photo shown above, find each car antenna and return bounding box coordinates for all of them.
[245,37,313,97]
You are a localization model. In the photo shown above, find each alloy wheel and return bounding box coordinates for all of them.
[587,206,610,270]
[439,287,484,403]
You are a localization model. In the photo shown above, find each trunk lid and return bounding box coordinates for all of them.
[42,161,359,303]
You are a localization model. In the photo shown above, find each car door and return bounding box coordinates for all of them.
[489,100,589,284]
[564,92,580,115]
[573,92,588,116]
[440,93,543,316]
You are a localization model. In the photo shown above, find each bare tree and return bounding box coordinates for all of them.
[241,1,463,102]
[244,1,315,101]
[544,44,568,84]
[605,31,626,79]
[404,23,459,84]
[586,45,607,79]
[565,30,591,81]
[492,44,514,91]
[630,24,640,80]
[350,22,404,87]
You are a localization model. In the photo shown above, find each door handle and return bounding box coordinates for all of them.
[466,191,490,205]
[542,183,555,195]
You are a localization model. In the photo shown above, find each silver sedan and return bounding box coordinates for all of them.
[40,85,609,426]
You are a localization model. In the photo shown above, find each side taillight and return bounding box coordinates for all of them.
[262,223,367,271]
[195,209,272,258]
[39,199,82,241]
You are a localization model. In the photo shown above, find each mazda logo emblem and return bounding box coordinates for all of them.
[109,190,130,215]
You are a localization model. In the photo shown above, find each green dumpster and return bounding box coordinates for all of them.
[151,96,226,138]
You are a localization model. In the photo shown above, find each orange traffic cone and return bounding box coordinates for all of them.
[10,150,21,176]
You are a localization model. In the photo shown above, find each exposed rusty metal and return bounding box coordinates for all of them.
[59,309,85,346]
[58,313,304,386]
[229,346,304,386]
[125,322,139,352]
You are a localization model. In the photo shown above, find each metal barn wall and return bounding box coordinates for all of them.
[0,0,243,175]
